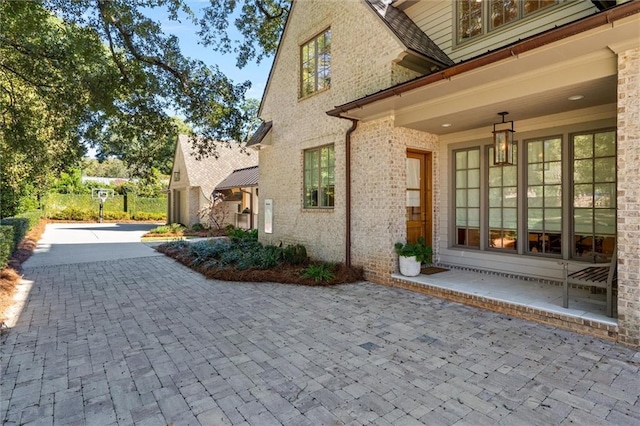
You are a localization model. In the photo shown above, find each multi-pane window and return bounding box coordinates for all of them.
[455,148,480,247]
[489,0,518,30]
[304,145,334,208]
[458,0,483,42]
[457,0,556,43]
[526,137,562,255]
[572,130,616,261]
[300,29,331,98]
[488,145,517,250]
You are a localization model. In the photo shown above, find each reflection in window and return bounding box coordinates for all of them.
[455,148,480,247]
[458,0,483,42]
[304,145,334,208]
[573,130,616,261]
[523,0,556,15]
[457,0,556,43]
[490,0,517,29]
[406,157,421,221]
[527,137,562,255]
[489,145,517,250]
[300,29,331,98]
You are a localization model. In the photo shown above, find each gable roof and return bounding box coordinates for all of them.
[365,0,453,68]
[246,121,273,148]
[215,166,259,191]
[258,0,451,117]
[170,134,257,197]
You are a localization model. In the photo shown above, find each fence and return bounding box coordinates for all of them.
[44,193,166,221]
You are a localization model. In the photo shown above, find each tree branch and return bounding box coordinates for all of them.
[96,0,191,94]
[0,62,58,89]
[254,0,285,20]
[96,5,130,83]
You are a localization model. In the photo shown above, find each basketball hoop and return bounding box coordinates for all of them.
[91,188,115,223]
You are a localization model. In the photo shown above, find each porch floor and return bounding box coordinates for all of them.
[392,268,616,328]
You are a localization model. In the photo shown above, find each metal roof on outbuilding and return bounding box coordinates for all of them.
[215,166,259,191]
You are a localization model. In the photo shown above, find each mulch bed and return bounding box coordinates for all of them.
[156,243,364,286]
[142,228,229,239]
[1,220,47,325]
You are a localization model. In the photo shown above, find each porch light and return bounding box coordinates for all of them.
[493,112,515,166]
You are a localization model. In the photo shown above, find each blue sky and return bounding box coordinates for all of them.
[152,3,274,101]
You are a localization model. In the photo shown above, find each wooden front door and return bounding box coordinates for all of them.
[406,150,432,245]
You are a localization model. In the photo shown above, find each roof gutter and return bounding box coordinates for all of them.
[327,1,640,117]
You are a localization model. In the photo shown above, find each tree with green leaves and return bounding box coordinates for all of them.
[0,0,289,216]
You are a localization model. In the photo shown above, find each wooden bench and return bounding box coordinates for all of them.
[560,246,617,317]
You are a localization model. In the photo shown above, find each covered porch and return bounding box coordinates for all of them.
[391,268,618,341]
[328,3,639,344]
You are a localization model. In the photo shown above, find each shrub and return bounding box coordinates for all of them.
[161,240,190,251]
[283,244,308,265]
[0,225,14,268]
[131,212,166,221]
[13,211,42,228]
[102,211,129,220]
[0,218,29,253]
[149,223,184,235]
[189,240,231,265]
[246,245,282,270]
[0,211,43,264]
[184,237,282,271]
[190,223,206,232]
[225,225,258,240]
[302,263,335,283]
[51,207,95,221]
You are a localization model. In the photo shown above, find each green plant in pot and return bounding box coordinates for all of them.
[394,237,433,277]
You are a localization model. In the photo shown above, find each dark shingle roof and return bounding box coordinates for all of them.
[246,121,273,147]
[215,166,259,191]
[365,0,453,68]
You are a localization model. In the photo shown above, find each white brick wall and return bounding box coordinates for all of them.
[258,0,419,261]
[616,46,640,347]
[350,116,439,282]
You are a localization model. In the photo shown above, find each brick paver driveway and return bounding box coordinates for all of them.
[2,246,639,424]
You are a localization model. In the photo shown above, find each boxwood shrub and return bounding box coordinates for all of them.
[0,210,43,253]
[0,225,14,268]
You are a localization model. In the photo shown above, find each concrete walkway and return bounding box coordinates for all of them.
[24,223,162,267]
[1,224,639,425]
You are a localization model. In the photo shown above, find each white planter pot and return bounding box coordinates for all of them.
[398,255,421,277]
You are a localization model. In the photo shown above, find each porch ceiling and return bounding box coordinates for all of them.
[341,13,638,135]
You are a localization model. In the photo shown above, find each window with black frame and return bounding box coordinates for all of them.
[454,148,480,247]
[300,29,331,98]
[572,130,616,261]
[304,145,334,208]
[526,137,562,255]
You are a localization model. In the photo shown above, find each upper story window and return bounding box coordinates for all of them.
[300,28,331,98]
[304,145,334,208]
[457,0,557,43]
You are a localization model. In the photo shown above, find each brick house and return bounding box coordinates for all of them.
[168,135,257,227]
[249,0,640,345]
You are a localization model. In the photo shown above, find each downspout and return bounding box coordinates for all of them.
[343,118,359,267]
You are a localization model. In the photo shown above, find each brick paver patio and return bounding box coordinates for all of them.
[1,254,639,425]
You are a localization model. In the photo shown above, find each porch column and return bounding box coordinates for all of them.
[616,46,640,347]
